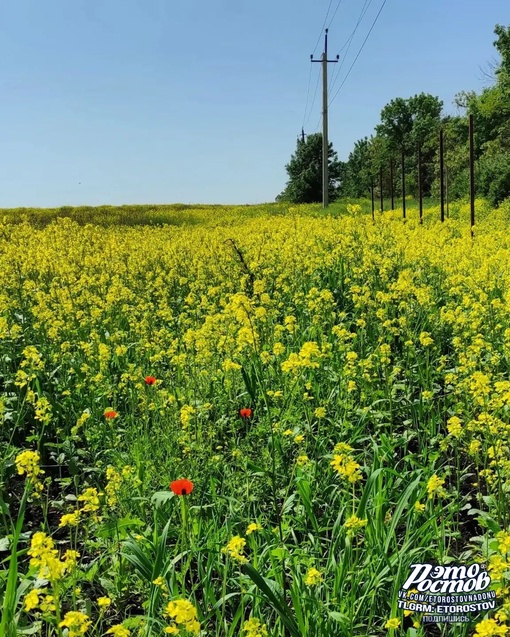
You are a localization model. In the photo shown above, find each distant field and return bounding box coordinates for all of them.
[0,196,496,227]
[1,199,510,637]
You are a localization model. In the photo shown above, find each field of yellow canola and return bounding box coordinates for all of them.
[2,200,510,637]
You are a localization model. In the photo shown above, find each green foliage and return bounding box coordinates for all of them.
[477,150,510,206]
[277,133,343,204]
[341,23,510,207]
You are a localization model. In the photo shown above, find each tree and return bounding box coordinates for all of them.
[277,133,343,203]
[342,137,372,198]
[376,94,443,197]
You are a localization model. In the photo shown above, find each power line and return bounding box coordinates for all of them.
[312,0,334,57]
[326,0,345,30]
[304,65,322,129]
[301,61,313,129]
[328,0,373,97]
[328,0,389,107]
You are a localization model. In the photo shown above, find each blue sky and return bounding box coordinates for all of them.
[0,0,508,207]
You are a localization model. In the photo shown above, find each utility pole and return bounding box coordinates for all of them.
[312,29,339,208]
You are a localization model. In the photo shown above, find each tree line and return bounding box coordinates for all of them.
[278,24,510,207]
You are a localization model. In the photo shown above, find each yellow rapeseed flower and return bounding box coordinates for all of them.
[242,617,268,637]
[222,536,248,563]
[59,610,92,637]
[304,567,323,586]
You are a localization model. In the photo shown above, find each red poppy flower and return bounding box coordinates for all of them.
[104,409,118,419]
[145,376,157,385]
[170,478,194,496]
[239,408,253,419]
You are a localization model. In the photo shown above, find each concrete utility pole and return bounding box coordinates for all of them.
[312,29,339,208]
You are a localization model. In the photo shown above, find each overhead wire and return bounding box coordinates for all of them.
[329,0,389,107]
[311,0,334,57]
[301,62,313,130]
[328,0,373,98]
[304,65,322,129]
[326,0,345,30]
[303,0,335,134]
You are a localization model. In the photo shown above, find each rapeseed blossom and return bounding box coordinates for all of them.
[344,515,368,536]
[223,536,248,563]
[246,522,262,535]
[59,610,92,636]
[15,450,44,495]
[427,474,447,499]
[242,617,268,637]
[164,599,200,635]
[304,567,323,586]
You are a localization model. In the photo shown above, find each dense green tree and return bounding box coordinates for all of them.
[446,24,510,204]
[375,93,443,197]
[277,133,343,203]
[341,137,373,198]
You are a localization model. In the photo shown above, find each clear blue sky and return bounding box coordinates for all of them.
[1,0,508,207]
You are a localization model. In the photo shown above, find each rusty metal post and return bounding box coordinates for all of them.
[401,149,406,219]
[469,114,475,237]
[440,129,445,222]
[390,158,394,210]
[371,179,375,220]
[418,142,423,224]
[379,167,384,212]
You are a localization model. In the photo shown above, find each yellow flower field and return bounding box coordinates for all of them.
[1,199,510,636]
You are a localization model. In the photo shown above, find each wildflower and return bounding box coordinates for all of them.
[59,610,92,636]
[104,409,118,419]
[314,407,326,419]
[59,511,81,527]
[239,408,253,419]
[427,474,447,499]
[334,442,354,454]
[344,515,367,536]
[39,595,56,612]
[77,487,101,513]
[15,450,45,494]
[447,416,463,437]
[24,588,43,612]
[497,531,510,555]
[97,596,111,608]
[469,439,482,455]
[331,455,363,483]
[419,332,434,347]
[28,532,66,581]
[223,535,248,563]
[246,522,262,535]
[223,359,242,371]
[304,567,323,586]
[63,549,80,571]
[145,375,157,385]
[164,599,201,635]
[153,576,165,586]
[294,434,304,444]
[106,626,131,637]
[385,618,401,630]
[242,617,268,637]
[414,501,425,513]
[283,429,293,436]
[296,454,310,467]
[170,478,194,496]
[474,618,508,636]
[15,450,44,481]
